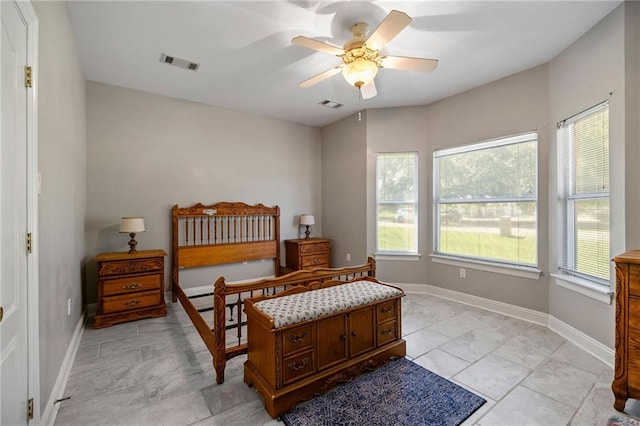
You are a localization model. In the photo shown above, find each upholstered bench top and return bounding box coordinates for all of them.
[253,280,403,329]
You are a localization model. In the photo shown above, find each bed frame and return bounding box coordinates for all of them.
[171,201,377,384]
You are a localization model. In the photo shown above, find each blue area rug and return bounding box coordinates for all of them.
[280,357,486,426]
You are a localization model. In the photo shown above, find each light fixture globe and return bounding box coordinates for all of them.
[341,58,378,88]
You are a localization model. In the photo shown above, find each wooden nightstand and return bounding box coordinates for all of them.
[285,238,331,270]
[94,249,167,328]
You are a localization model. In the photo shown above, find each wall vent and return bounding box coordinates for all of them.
[160,53,200,71]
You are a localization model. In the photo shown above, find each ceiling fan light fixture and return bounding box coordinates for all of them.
[341,58,378,88]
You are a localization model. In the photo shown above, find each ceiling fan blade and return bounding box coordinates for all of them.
[299,65,343,88]
[292,36,346,56]
[380,56,438,73]
[359,80,377,100]
[364,10,412,51]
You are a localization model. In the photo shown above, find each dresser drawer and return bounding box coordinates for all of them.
[283,350,315,385]
[283,324,314,356]
[102,273,161,296]
[376,300,396,323]
[631,297,640,331]
[631,265,640,296]
[102,290,162,314]
[300,242,330,254]
[300,253,329,268]
[99,257,164,276]
[377,321,398,347]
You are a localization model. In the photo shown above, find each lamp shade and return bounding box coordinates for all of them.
[341,58,378,88]
[120,217,145,233]
[300,214,315,226]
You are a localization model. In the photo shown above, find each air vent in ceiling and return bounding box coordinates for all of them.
[319,100,343,109]
[160,53,200,71]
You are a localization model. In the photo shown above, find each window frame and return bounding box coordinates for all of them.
[433,132,539,268]
[375,151,419,256]
[556,101,610,288]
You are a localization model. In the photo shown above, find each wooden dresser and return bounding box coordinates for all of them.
[285,238,330,270]
[94,249,167,328]
[613,250,640,411]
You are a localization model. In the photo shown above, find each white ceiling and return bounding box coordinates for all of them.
[65,1,621,128]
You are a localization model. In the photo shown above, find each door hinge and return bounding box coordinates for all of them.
[27,398,34,420]
[25,66,32,88]
[26,233,32,254]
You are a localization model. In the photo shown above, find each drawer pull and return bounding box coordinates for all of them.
[124,300,140,307]
[340,334,347,340]
[288,357,309,371]
[124,282,141,289]
[288,331,308,343]
[351,331,358,337]
[380,327,394,336]
[312,258,319,264]
[380,306,393,314]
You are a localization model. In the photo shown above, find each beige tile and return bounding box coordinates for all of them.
[454,353,531,400]
[404,327,451,358]
[413,349,470,379]
[441,330,504,363]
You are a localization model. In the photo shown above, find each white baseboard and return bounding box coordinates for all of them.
[396,282,613,368]
[40,308,88,426]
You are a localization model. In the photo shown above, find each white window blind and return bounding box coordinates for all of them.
[376,152,418,253]
[434,132,538,266]
[557,101,609,283]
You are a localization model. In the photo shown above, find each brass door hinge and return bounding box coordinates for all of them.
[26,233,32,254]
[27,398,34,420]
[25,66,32,88]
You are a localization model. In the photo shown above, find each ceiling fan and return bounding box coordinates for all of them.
[292,10,438,99]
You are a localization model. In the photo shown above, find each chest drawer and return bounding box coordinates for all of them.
[283,324,314,355]
[283,350,315,385]
[300,253,329,268]
[102,273,161,296]
[102,290,162,314]
[631,265,640,296]
[300,242,330,254]
[376,300,397,323]
[377,321,398,347]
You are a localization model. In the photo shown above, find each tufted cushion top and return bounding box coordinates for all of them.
[253,280,403,329]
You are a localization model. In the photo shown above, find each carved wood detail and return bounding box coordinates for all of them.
[99,258,163,276]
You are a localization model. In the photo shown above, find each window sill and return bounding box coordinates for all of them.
[374,252,422,262]
[429,254,542,280]
[551,272,613,304]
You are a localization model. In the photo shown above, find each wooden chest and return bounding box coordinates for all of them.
[613,250,640,410]
[285,238,330,270]
[94,249,167,328]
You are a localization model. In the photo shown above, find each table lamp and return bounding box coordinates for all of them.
[120,217,145,253]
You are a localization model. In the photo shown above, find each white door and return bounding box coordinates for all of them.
[1,1,30,425]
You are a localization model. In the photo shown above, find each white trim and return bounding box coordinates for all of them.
[395,282,547,325]
[548,315,614,367]
[551,272,613,304]
[374,252,421,262]
[430,254,543,280]
[395,282,614,367]
[40,308,87,426]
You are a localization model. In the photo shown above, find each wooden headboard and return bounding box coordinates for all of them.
[171,201,280,301]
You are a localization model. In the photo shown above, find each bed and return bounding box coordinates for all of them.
[171,201,377,384]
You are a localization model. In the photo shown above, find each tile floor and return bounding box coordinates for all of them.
[55,293,640,426]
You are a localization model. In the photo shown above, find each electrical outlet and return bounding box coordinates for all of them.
[67,298,71,316]
[346,253,351,262]
[459,268,466,279]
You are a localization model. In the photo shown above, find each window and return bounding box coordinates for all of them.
[434,132,538,266]
[376,152,418,253]
[557,102,609,284]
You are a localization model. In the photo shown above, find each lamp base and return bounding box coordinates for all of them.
[304,226,311,240]
[128,233,138,253]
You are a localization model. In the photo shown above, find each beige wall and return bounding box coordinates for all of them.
[321,112,368,267]
[85,82,322,300]
[33,0,87,413]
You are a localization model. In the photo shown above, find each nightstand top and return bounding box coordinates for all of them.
[285,238,330,244]
[96,249,167,262]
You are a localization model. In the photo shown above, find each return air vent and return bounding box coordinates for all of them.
[160,53,200,71]
[319,100,343,109]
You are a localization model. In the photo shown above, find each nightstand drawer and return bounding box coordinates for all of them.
[102,274,161,296]
[102,290,162,314]
[300,254,329,268]
[99,257,164,276]
[300,242,330,254]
